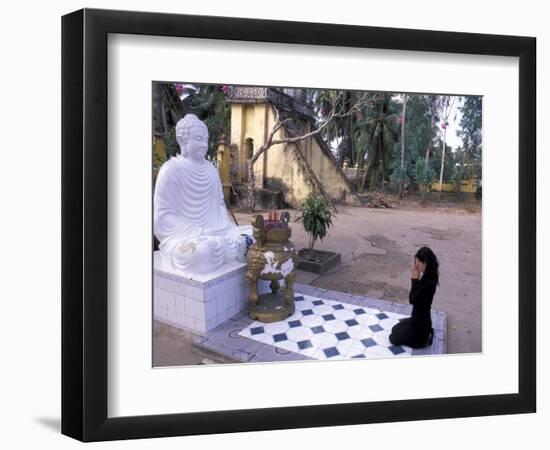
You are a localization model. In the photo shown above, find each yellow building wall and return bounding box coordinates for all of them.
[230,103,271,186]
[230,102,357,207]
[430,180,478,193]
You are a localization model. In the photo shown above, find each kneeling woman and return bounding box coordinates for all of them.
[389,246,439,349]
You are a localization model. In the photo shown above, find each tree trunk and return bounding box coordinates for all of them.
[360,162,369,191]
[399,95,407,198]
[246,160,256,211]
[438,125,448,194]
[422,96,436,199]
[425,96,436,166]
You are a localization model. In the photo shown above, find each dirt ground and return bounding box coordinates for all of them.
[234,202,482,355]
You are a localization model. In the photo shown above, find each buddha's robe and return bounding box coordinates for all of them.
[154,156,248,273]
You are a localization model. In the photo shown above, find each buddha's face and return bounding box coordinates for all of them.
[185,125,208,161]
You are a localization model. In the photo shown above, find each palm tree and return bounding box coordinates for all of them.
[359,93,400,190]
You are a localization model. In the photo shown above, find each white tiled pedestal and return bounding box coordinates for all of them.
[153,252,268,334]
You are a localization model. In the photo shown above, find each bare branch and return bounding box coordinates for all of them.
[244,91,372,210]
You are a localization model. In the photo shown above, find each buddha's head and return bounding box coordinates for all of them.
[175,114,209,161]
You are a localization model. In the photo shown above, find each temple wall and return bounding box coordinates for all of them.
[229,103,270,187]
[231,102,357,207]
[308,136,354,202]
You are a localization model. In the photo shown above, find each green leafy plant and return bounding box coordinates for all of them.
[296,194,334,250]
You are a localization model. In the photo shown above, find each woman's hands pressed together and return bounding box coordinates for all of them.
[411,262,421,279]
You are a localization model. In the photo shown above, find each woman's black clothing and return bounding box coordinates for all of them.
[389,275,437,348]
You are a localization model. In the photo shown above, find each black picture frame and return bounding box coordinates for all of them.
[61,8,536,442]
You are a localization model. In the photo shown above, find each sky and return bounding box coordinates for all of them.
[442,96,463,152]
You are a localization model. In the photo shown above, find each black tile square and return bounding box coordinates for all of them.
[312,300,324,306]
[361,337,377,348]
[298,340,313,350]
[294,296,305,301]
[389,345,406,355]
[335,331,350,341]
[353,308,366,315]
[322,314,336,321]
[311,325,325,334]
[376,312,389,320]
[288,320,302,328]
[301,309,314,316]
[273,333,288,342]
[352,354,366,358]
[345,319,359,327]
[323,347,340,358]
[332,304,345,310]
[369,324,383,332]
[250,326,265,335]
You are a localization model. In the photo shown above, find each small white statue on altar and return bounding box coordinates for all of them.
[154,114,251,274]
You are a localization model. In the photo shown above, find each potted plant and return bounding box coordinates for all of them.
[295,194,341,274]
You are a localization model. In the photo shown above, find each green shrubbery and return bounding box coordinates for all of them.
[296,194,334,250]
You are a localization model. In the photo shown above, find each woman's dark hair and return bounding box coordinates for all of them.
[415,246,439,284]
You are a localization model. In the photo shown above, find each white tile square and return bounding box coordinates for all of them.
[174,281,186,296]
[341,302,357,310]
[323,320,349,334]
[300,315,324,328]
[364,315,381,326]
[157,290,165,309]
[153,288,160,307]
[375,346,396,358]
[184,314,195,330]
[379,318,399,330]
[195,319,206,333]
[194,302,206,322]
[348,341,368,358]
[300,345,317,358]
[230,304,241,318]
[314,305,334,315]
[204,286,217,302]
[264,321,290,335]
[364,346,382,358]
[174,295,186,314]
[154,276,165,290]
[156,306,167,321]
[333,309,356,321]
[275,340,299,353]
[205,300,217,318]
[385,311,406,319]
[166,307,176,324]
[309,332,330,348]
[286,327,313,342]
[335,339,355,356]
[165,292,176,312]
[348,325,371,340]
[373,332,392,347]
[175,312,186,328]
[215,297,226,315]
[311,349,329,360]
[214,283,226,300]
[186,286,199,302]
[321,334,338,349]
[163,279,174,293]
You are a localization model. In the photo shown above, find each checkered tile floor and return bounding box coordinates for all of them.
[239,294,413,360]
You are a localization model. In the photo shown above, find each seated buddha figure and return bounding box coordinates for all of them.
[154,114,250,274]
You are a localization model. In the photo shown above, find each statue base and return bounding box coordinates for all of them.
[249,292,295,323]
[154,251,270,334]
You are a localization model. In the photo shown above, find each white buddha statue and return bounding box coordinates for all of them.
[154,114,251,274]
